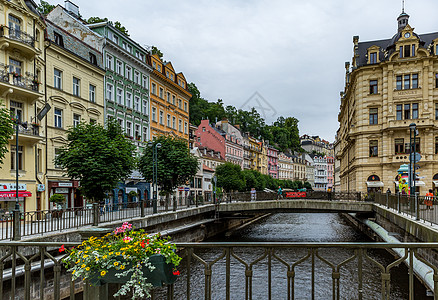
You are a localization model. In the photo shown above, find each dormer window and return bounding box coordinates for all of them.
[54,32,64,47]
[404,45,411,57]
[369,52,377,64]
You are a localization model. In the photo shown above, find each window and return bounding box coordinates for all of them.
[404,104,410,119]
[134,71,140,84]
[412,103,418,119]
[113,35,119,44]
[370,52,377,64]
[127,44,132,53]
[395,138,404,154]
[54,68,62,89]
[436,74,438,88]
[116,60,123,75]
[411,138,421,153]
[72,77,80,97]
[106,54,113,70]
[117,118,124,129]
[369,140,378,157]
[436,45,438,55]
[142,99,148,115]
[396,75,402,90]
[172,116,176,129]
[122,41,127,49]
[167,92,170,102]
[184,102,187,112]
[134,96,140,111]
[396,105,402,120]
[172,95,176,105]
[143,127,148,142]
[412,44,416,56]
[126,66,132,80]
[90,119,96,124]
[179,119,182,132]
[412,73,418,89]
[54,108,62,128]
[89,84,96,102]
[184,122,188,134]
[166,71,169,78]
[126,121,132,136]
[157,65,161,72]
[126,91,132,108]
[9,100,23,122]
[8,15,21,36]
[404,75,410,89]
[10,145,23,170]
[369,80,378,94]
[37,148,42,173]
[54,32,64,47]
[159,88,163,98]
[151,83,156,95]
[73,114,81,127]
[159,111,163,124]
[89,53,97,65]
[153,61,156,69]
[135,124,140,140]
[152,107,157,122]
[116,87,123,105]
[369,108,378,125]
[142,76,148,89]
[404,45,411,57]
[106,83,114,101]
[167,114,171,127]
[178,99,182,109]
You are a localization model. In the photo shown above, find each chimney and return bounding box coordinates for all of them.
[65,1,79,18]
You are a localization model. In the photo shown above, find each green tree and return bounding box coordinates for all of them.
[0,103,13,167]
[215,163,245,193]
[37,0,55,15]
[303,181,312,190]
[138,136,198,206]
[87,17,108,24]
[55,119,136,203]
[151,46,163,59]
[114,21,129,36]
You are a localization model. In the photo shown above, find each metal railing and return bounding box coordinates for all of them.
[0,72,39,92]
[0,241,437,300]
[0,26,35,47]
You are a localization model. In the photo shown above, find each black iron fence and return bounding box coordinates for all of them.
[0,241,437,300]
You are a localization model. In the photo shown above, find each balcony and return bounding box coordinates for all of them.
[0,72,41,101]
[0,26,39,58]
[11,123,43,144]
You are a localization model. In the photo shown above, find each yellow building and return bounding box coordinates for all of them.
[259,142,268,175]
[0,0,46,212]
[248,136,261,170]
[45,7,105,208]
[337,10,438,194]
[148,54,190,141]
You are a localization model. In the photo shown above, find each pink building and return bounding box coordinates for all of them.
[267,145,279,179]
[195,120,225,159]
[326,156,334,190]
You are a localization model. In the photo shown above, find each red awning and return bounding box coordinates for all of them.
[0,191,32,198]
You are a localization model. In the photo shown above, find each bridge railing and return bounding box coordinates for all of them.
[0,241,437,300]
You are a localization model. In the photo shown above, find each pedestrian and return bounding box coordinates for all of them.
[250,188,256,201]
[425,189,434,210]
[386,188,391,194]
[277,186,282,200]
[327,187,332,201]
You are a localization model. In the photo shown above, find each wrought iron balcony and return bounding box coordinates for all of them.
[3,27,35,47]
[0,26,37,57]
[0,72,40,93]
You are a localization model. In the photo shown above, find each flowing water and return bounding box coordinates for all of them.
[164,213,431,300]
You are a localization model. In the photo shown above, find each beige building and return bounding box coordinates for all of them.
[278,152,293,180]
[0,0,46,212]
[337,9,438,194]
[45,7,105,208]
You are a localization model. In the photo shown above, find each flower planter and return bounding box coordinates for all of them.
[88,254,177,287]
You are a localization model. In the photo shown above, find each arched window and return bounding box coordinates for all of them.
[367,175,380,182]
[433,174,438,180]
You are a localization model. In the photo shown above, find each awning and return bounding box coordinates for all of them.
[414,181,425,187]
[433,181,438,186]
[0,191,32,198]
[366,181,384,187]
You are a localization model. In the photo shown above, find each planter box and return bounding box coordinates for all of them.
[88,254,177,287]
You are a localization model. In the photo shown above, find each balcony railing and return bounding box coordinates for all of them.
[0,72,39,92]
[0,26,35,47]
[17,123,40,136]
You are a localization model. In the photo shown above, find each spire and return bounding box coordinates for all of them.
[397,1,409,32]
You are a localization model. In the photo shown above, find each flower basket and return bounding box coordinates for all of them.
[88,254,177,287]
[63,222,181,299]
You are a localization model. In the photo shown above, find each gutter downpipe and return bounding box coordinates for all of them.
[44,38,52,209]
[363,218,434,293]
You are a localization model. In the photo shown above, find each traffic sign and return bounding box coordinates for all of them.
[409,152,421,162]
[184,187,190,191]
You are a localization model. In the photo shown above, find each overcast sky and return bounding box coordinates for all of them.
[47,0,438,142]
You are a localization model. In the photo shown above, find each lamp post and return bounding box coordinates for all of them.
[148,142,161,214]
[213,175,217,204]
[409,123,419,220]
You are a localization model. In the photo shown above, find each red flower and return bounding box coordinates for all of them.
[59,244,65,253]
[140,240,145,248]
[172,269,180,276]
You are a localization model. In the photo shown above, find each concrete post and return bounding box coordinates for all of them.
[173,196,177,212]
[92,203,99,226]
[12,210,20,241]
[397,192,401,213]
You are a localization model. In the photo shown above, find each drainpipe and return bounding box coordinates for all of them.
[44,39,52,208]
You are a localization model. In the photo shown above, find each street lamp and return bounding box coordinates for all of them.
[148,142,161,214]
[409,123,417,195]
[213,175,217,204]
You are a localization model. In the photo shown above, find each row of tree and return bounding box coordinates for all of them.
[215,162,311,193]
[188,83,301,153]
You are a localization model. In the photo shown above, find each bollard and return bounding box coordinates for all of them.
[12,209,21,241]
[173,197,177,212]
[92,203,99,226]
[84,281,108,300]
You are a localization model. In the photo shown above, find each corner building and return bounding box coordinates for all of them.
[337,10,438,194]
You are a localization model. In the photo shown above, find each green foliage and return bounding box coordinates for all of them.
[86,18,129,36]
[310,150,325,157]
[303,181,312,190]
[151,46,163,58]
[0,103,13,167]
[87,16,108,24]
[37,0,55,15]
[55,119,136,203]
[215,163,245,192]
[114,21,129,36]
[49,193,66,204]
[138,136,198,195]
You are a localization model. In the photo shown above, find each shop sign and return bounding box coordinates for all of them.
[58,182,73,187]
[55,188,69,194]
[184,187,190,192]
[178,187,184,191]
[37,184,45,192]
[0,183,26,191]
[125,187,137,193]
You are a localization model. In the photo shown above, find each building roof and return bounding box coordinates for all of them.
[203,164,215,172]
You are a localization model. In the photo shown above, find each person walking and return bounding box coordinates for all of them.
[277,186,283,200]
[425,189,434,210]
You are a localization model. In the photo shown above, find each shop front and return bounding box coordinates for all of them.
[0,183,32,212]
[366,175,383,193]
[48,181,81,209]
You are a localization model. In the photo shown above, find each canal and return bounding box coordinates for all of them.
[165,213,431,299]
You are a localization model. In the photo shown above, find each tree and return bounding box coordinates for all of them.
[138,136,198,206]
[87,17,108,24]
[0,103,14,167]
[215,163,245,193]
[151,46,163,59]
[114,21,129,36]
[55,119,136,203]
[37,0,55,15]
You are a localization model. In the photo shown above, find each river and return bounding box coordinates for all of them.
[164,213,431,299]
